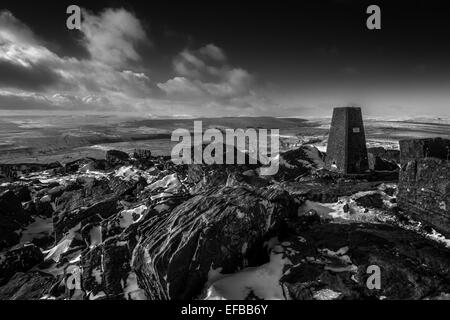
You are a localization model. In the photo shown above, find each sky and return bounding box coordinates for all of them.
[0,0,449,118]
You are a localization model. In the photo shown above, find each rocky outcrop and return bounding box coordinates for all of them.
[0,162,61,181]
[368,153,399,171]
[0,244,44,285]
[133,149,153,169]
[106,150,130,168]
[0,145,449,301]
[398,138,450,237]
[276,146,325,181]
[281,221,450,300]
[0,190,30,250]
[132,185,297,300]
[367,147,400,163]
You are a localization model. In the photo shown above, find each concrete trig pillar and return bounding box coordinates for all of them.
[325,107,369,174]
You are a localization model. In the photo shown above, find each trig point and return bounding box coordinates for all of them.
[325,107,369,174]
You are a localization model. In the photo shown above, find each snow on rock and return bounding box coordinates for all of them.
[42,224,81,263]
[319,246,358,273]
[145,173,182,193]
[117,205,148,229]
[313,288,342,300]
[88,225,102,248]
[204,245,291,300]
[122,271,147,300]
[313,190,397,224]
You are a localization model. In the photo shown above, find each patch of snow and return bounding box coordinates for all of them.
[145,173,182,193]
[427,229,450,248]
[123,272,147,300]
[88,225,102,248]
[118,205,148,229]
[42,224,81,263]
[205,245,290,300]
[313,289,342,300]
[88,291,106,300]
[92,267,103,284]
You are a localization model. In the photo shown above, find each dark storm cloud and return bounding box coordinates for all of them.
[0,60,62,91]
[1,1,450,117]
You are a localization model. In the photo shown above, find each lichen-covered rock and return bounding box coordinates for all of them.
[132,185,298,300]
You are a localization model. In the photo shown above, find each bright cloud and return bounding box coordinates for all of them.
[0,9,267,116]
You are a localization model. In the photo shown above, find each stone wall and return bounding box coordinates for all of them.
[398,138,450,237]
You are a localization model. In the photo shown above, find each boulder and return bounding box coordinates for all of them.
[54,196,121,240]
[133,149,153,168]
[368,153,399,171]
[80,237,140,299]
[354,192,385,209]
[64,158,106,173]
[106,150,130,167]
[132,185,297,300]
[275,146,324,181]
[367,147,400,163]
[0,190,29,250]
[398,138,450,237]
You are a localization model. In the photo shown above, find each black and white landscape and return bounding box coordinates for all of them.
[0,1,449,301]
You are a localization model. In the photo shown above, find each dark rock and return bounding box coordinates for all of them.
[226,172,270,189]
[65,158,106,173]
[281,223,450,300]
[280,180,388,204]
[54,196,121,240]
[106,150,130,167]
[108,175,143,198]
[80,237,133,299]
[399,138,450,165]
[384,186,397,197]
[0,190,28,224]
[132,185,297,300]
[354,192,384,209]
[133,149,153,168]
[367,147,400,163]
[35,199,54,217]
[0,271,56,300]
[13,185,31,202]
[0,244,44,285]
[368,153,399,171]
[0,162,62,181]
[398,139,450,237]
[276,146,324,181]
